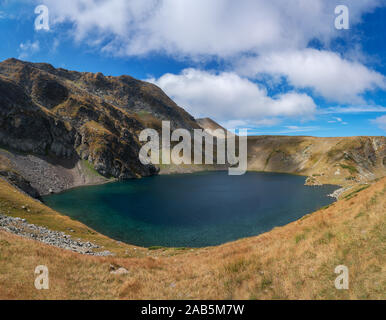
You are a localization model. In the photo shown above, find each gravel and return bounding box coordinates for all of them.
[0,214,112,256]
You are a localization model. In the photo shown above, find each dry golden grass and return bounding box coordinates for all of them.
[0,178,143,257]
[0,177,385,300]
[0,154,13,171]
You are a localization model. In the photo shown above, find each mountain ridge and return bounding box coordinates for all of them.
[0,58,385,196]
[0,58,200,194]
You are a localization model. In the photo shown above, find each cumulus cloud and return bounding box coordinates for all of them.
[38,0,386,122]
[371,115,386,131]
[41,0,383,58]
[238,49,385,103]
[148,69,316,125]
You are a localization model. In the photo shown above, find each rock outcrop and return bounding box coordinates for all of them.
[0,214,112,256]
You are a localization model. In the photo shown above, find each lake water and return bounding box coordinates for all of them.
[43,171,338,248]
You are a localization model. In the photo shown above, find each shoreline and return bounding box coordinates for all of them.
[0,169,380,255]
[40,171,341,249]
[40,177,118,197]
[43,168,346,197]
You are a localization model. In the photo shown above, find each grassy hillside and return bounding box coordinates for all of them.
[195,119,386,187]
[247,136,385,186]
[0,176,384,299]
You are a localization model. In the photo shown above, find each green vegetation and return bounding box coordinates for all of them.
[316,232,335,245]
[224,258,249,274]
[81,160,103,178]
[174,247,190,252]
[340,163,359,175]
[260,277,273,290]
[355,211,366,219]
[295,233,306,243]
[0,147,12,155]
[327,148,341,159]
[136,110,152,118]
[344,184,370,200]
[148,246,165,250]
[264,149,283,168]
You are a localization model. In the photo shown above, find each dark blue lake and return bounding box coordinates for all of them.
[43,171,338,248]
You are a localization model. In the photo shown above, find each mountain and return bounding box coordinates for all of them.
[247,135,386,186]
[0,58,385,197]
[196,117,234,138]
[0,58,199,195]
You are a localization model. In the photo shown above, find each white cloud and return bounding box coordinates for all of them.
[50,38,60,53]
[238,49,385,103]
[250,125,320,135]
[148,68,316,124]
[284,126,318,133]
[41,0,384,58]
[38,0,386,116]
[322,105,386,114]
[18,40,40,60]
[220,118,282,131]
[371,115,386,131]
[327,116,348,125]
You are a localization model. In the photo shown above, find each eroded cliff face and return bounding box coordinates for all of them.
[0,58,200,195]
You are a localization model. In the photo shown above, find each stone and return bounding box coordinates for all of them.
[0,213,112,256]
[110,267,129,275]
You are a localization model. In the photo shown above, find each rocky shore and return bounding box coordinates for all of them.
[0,214,112,256]
[328,187,347,200]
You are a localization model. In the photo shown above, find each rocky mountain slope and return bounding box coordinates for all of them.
[0,58,385,196]
[0,58,199,195]
[196,117,234,138]
[247,135,386,186]
[197,118,385,186]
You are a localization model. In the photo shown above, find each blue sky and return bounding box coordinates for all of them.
[1,0,386,137]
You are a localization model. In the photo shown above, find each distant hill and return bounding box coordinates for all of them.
[246,135,386,186]
[196,117,233,137]
[196,118,385,186]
